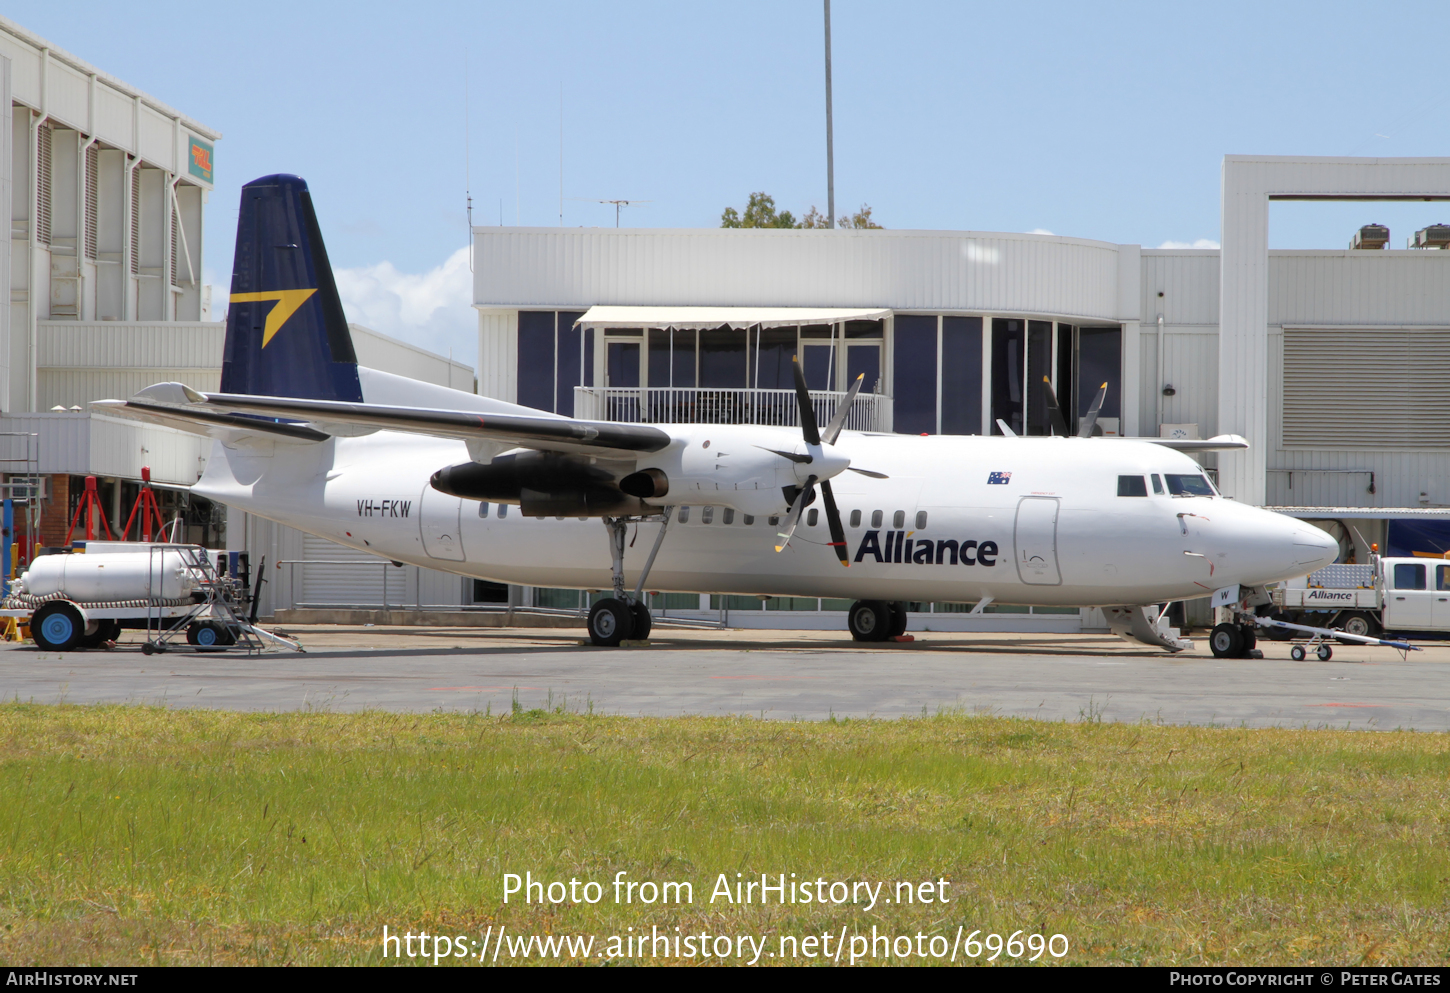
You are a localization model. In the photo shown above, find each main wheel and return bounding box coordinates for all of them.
[1209,622,1244,659]
[1316,644,1334,661]
[887,601,909,638]
[848,600,892,642]
[628,601,652,641]
[1290,645,1307,661]
[588,598,634,647]
[1239,626,1257,652]
[32,602,85,652]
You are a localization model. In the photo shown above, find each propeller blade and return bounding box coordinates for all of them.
[846,467,889,479]
[820,479,850,567]
[1041,375,1069,437]
[791,355,822,446]
[758,446,812,465]
[995,418,1017,437]
[821,373,865,445]
[1077,382,1108,438]
[775,474,817,552]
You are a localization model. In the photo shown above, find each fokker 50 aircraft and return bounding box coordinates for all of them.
[96,175,1338,654]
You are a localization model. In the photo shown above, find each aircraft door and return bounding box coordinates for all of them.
[1014,496,1061,586]
[419,484,466,562]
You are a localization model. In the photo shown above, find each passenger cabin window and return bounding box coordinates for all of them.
[807,508,819,527]
[479,502,490,518]
[893,510,906,528]
[677,506,690,523]
[916,511,928,529]
[497,504,508,518]
[743,514,755,525]
[1164,474,1215,497]
[850,509,861,528]
[722,508,735,525]
[702,506,714,524]
[1117,475,1148,497]
[1150,474,1164,494]
[768,516,780,526]
[871,510,883,528]
[1395,563,1426,590]
[1438,565,1450,592]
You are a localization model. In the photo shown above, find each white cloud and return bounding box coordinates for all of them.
[332,246,476,366]
[1027,228,1055,236]
[1157,238,1220,250]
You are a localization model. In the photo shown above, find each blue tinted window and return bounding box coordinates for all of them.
[699,328,747,387]
[1025,321,1053,435]
[1395,563,1426,590]
[606,341,640,387]
[847,345,880,394]
[941,317,982,435]
[555,311,586,412]
[1077,327,1121,420]
[991,319,1023,435]
[802,344,835,390]
[893,315,937,435]
[517,311,555,411]
[752,327,797,389]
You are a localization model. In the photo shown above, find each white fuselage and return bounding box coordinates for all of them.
[195,424,1338,608]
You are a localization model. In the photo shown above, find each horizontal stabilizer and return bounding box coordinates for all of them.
[1148,434,1249,452]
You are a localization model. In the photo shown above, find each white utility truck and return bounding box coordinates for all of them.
[1270,554,1450,640]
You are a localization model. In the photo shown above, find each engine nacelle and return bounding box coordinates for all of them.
[430,452,650,517]
[630,425,800,518]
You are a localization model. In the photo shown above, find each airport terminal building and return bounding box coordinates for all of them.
[473,158,1450,630]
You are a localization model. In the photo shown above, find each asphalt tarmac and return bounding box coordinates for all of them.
[1,625,1446,730]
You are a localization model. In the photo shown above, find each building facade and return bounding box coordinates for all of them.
[473,159,1450,629]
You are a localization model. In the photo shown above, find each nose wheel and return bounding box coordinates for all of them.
[1209,622,1260,659]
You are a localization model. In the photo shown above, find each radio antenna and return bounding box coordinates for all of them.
[464,51,474,271]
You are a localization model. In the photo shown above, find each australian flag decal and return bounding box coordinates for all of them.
[987,471,1012,485]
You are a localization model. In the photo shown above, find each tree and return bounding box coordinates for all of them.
[720,192,797,229]
[720,193,883,229]
[840,204,882,229]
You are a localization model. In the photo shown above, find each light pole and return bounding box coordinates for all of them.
[824,0,835,229]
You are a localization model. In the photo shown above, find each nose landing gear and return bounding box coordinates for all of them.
[1209,621,1261,659]
[587,509,672,647]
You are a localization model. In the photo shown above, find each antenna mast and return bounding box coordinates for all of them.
[464,51,474,271]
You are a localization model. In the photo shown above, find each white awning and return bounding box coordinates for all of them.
[574,306,891,330]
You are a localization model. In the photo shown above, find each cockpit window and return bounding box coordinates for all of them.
[1164,473,1215,497]
[1150,474,1164,495]
[1117,475,1148,497]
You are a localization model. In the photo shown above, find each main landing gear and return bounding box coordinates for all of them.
[847,600,909,642]
[1209,620,1261,659]
[587,510,673,647]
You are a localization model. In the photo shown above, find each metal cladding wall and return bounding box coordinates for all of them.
[474,228,1135,322]
[0,19,219,173]
[1266,250,1450,509]
[1137,251,1222,441]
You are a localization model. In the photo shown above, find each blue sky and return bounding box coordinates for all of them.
[13,1,1450,363]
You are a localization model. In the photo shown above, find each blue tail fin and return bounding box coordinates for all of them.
[220,174,363,401]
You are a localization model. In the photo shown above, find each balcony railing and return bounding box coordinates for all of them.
[573,386,892,433]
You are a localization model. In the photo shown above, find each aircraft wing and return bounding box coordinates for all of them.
[103,383,672,459]
[92,398,332,444]
[1148,434,1249,452]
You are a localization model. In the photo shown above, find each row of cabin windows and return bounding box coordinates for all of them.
[476,501,930,530]
[1117,474,1216,498]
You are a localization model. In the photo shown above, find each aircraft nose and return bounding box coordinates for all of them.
[1291,525,1340,573]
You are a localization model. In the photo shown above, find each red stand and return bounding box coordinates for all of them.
[121,466,168,543]
[64,475,115,545]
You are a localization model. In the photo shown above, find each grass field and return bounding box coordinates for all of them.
[0,702,1447,966]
